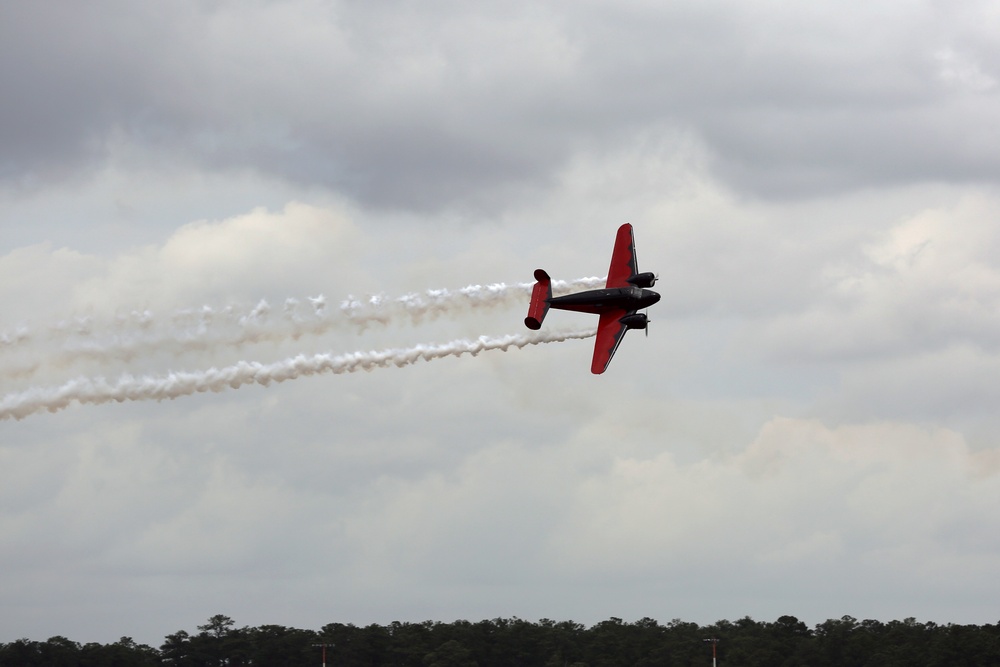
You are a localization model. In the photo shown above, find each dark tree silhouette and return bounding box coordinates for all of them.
[4,613,1000,666]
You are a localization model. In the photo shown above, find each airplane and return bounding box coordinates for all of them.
[524,223,660,374]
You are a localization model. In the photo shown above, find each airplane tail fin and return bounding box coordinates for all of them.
[524,269,552,330]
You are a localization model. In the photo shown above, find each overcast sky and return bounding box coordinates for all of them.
[3,0,1000,647]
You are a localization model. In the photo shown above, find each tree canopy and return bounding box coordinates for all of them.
[2,614,999,666]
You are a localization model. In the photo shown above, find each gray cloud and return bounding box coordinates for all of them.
[5,0,1000,649]
[4,1,1000,209]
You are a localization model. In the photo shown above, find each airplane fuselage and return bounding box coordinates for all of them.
[548,286,660,315]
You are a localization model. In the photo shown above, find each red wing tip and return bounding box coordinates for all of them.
[590,357,610,374]
[533,268,550,282]
[524,317,542,330]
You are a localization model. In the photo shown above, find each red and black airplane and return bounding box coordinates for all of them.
[524,223,660,374]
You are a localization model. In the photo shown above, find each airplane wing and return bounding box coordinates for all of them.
[605,223,638,288]
[591,308,631,374]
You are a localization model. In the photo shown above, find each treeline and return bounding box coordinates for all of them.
[3,613,1000,667]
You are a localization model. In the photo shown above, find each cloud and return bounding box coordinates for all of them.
[6,0,1000,647]
[5,175,1000,640]
[935,48,998,93]
[84,201,362,306]
[0,200,378,402]
[541,418,1000,613]
[0,244,104,324]
[0,201,363,324]
[5,1,1000,208]
[28,408,995,635]
[742,192,1000,368]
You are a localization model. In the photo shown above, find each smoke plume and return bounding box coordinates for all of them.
[1,277,605,377]
[0,329,596,420]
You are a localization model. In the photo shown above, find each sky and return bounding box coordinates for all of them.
[3,0,1000,647]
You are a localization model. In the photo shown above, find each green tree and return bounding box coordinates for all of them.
[0,639,43,666]
[387,621,437,667]
[79,636,160,667]
[198,616,235,639]
[248,624,315,667]
[40,636,82,667]
[424,640,478,667]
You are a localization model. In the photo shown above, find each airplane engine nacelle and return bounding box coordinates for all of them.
[619,313,648,330]
[627,272,657,288]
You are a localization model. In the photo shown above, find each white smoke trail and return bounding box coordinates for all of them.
[0,277,606,374]
[0,328,596,420]
[341,276,604,327]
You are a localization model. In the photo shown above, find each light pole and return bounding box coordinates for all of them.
[703,638,719,667]
[312,642,334,667]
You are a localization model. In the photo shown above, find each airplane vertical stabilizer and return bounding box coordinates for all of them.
[524,269,552,330]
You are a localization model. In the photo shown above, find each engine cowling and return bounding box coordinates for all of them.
[619,313,648,330]
[627,272,657,288]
